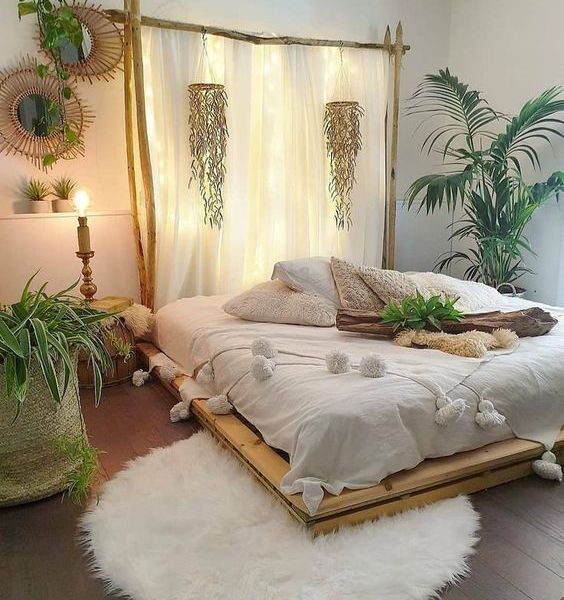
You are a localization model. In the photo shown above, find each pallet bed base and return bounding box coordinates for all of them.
[138,342,564,535]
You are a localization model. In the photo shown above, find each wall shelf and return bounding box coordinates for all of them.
[0,210,131,221]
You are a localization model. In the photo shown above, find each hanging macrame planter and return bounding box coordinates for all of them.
[324,46,364,230]
[188,33,228,228]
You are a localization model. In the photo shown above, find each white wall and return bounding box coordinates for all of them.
[0,0,453,303]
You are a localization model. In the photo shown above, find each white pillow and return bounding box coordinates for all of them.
[407,272,504,313]
[223,280,337,326]
[271,256,340,306]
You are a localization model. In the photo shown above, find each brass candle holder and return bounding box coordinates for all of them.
[74,191,97,303]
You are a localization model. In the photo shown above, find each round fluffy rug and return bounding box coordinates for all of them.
[81,431,480,600]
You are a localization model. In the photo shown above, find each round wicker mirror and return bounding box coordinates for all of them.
[39,1,123,83]
[0,57,93,170]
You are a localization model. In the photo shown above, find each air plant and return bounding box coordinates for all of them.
[21,178,51,201]
[380,292,464,331]
[188,83,228,228]
[52,176,77,199]
[324,101,364,230]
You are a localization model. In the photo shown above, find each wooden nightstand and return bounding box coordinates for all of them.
[78,296,138,388]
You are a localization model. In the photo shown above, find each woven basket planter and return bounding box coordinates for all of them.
[0,357,84,507]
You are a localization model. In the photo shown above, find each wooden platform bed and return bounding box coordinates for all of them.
[138,342,564,536]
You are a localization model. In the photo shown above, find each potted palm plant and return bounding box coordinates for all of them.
[0,275,111,506]
[52,176,77,212]
[22,178,52,214]
[406,70,564,292]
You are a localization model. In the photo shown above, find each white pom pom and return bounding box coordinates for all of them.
[170,400,190,422]
[435,397,466,426]
[532,454,562,482]
[132,369,149,387]
[196,362,214,385]
[250,355,276,380]
[475,397,506,430]
[159,364,176,384]
[251,337,277,359]
[325,350,351,374]
[206,394,232,415]
[359,353,387,378]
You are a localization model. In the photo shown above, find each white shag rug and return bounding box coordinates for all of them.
[81,431,480,600]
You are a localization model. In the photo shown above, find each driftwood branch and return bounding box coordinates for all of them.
[336,307,558,338]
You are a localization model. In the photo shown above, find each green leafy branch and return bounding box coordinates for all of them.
[17,0,83,167]
[380,292,464,332]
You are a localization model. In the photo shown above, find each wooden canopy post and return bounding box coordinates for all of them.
[129,0,157,310]
[386,21,404,270]
[123,0,148,306]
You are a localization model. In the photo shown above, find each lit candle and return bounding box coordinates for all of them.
[73,190,90,217]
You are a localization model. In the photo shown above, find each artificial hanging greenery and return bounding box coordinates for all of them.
[17,0,84,167]
[188,82,229,228]
[324,101,364,229]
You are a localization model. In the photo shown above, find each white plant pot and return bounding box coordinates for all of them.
[29,201,52,214]
[53,198,74,213]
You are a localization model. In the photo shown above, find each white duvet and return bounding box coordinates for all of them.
[154,294,564,515]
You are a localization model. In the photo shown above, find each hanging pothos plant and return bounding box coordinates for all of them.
[17,0,84,167]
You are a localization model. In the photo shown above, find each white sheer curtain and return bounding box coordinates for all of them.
[142,28,389,308]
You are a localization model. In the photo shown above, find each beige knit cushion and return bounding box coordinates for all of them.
[330,257,384,311]
[359,266,418,305]
[223,280,337,326]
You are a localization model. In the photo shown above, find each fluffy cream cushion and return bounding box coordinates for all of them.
[359,266,419,305]
[330,257,384,311]
[223,280,337,326]
[271,256,340,305]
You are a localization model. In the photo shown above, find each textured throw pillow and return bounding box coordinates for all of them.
[223,280,337,326]
[406,272,504,313]
[271,256,340,306]
[330,257,384,311]
[359,266,418,305]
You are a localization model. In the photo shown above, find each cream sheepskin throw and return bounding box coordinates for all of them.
[330,257,384,311]
[394,328,518,358]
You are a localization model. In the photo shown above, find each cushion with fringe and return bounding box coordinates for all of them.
[330,257,384,311]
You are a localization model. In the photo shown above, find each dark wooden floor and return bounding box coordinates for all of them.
[1,381,562,600]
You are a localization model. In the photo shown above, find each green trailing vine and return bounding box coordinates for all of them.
[380,292,464,332]
[17,0,84,167]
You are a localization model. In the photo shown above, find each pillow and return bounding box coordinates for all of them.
[359,266,418,305]
[223,280,337,326]
[330,257,384,311]
[406,272,504,313]
[271,256,340,305]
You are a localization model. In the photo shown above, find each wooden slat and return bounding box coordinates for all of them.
[137,342,563,532]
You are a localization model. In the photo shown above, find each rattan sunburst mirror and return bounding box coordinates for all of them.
[38,1,123,83]
[0,57,93,170]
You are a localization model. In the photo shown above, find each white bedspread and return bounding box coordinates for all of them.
[154,295,564,515]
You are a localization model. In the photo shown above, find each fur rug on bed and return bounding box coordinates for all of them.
[80,431,480,600]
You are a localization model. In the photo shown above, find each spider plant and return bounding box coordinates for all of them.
[52,176,77,200]
[406,69,564,289]
[380,292,464,332]
[21,178,51,202]
[0,273,112,416]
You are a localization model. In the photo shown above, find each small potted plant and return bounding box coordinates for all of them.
[22,178,52,214]
[52,176,78,213]
[0,275,112,506]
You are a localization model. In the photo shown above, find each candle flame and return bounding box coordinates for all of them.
[73,190,91,216]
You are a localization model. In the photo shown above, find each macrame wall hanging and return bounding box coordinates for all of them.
[323,45,364,230]
[188,31,228,228]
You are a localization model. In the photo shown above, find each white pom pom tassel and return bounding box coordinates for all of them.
[325,350,351,374]
[251,337,277,359]
[132,369,150,387]
[170,400,190,422]
[159,364,177,384]
[475,398,506,430]
[435,394,466,426]
[250,355,276,380]
[196,362,214,385]
[206,394,232,415]
[532,451,562,482]
[359,353,387,378]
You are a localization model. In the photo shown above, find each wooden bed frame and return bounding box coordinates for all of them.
[138,342,564,535]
